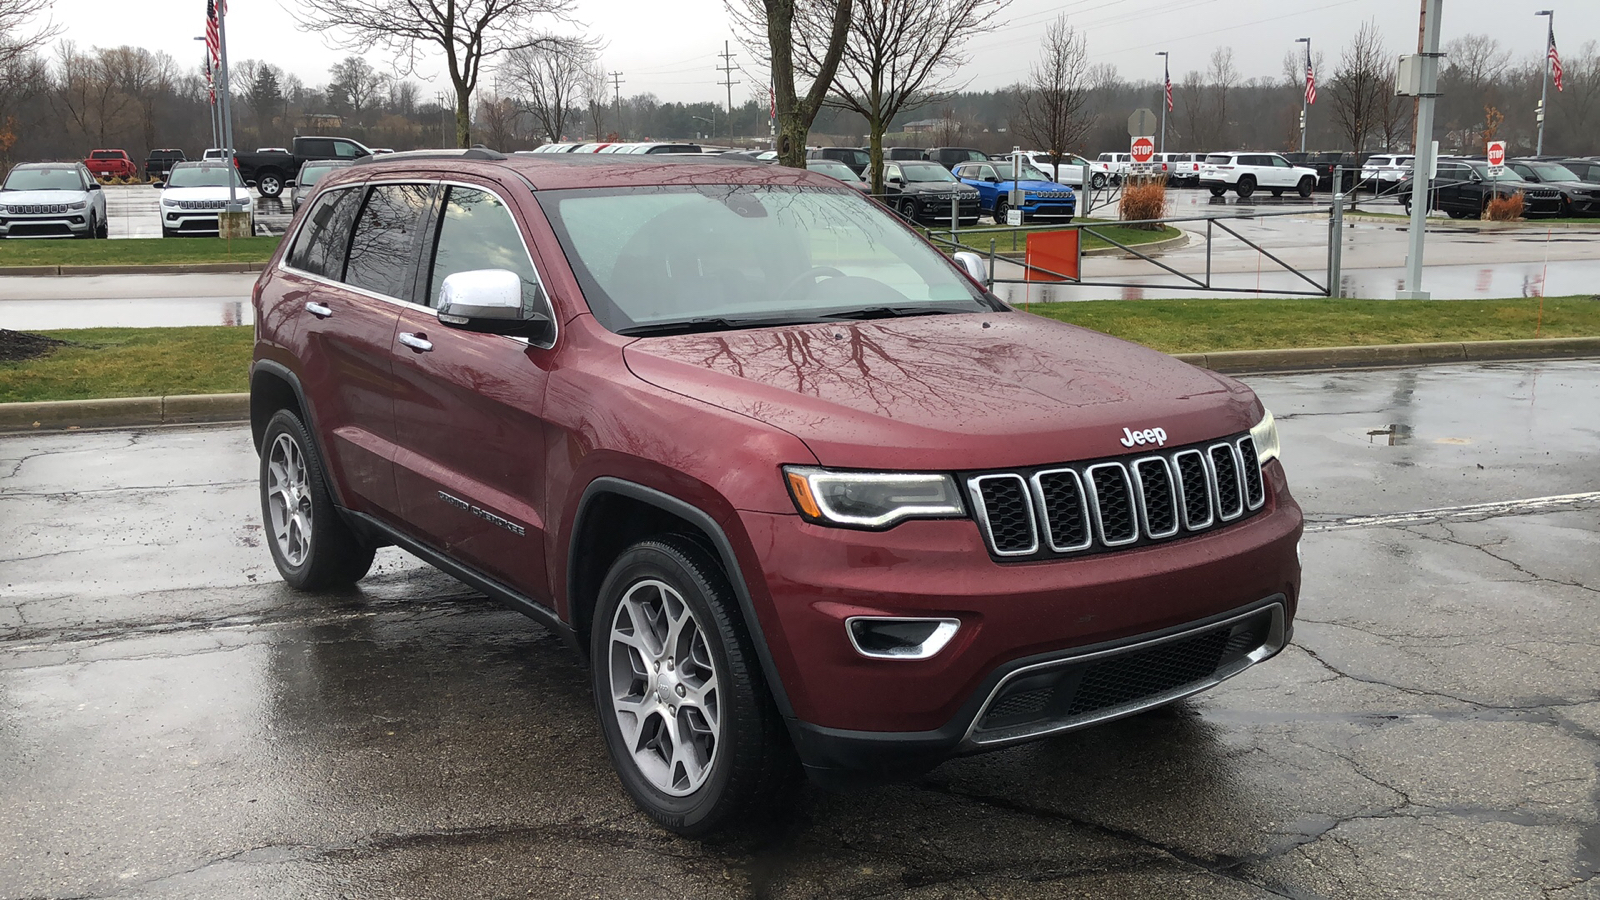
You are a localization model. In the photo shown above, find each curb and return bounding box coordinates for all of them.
[0,393,249,433]
[0,262,265,277]
[3,338,1598,434]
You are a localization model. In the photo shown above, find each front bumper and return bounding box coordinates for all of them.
[1019,200,1076,219]
[909,197,981,223]
[738,461,1303,779]
[0,213,91,238]
[162,209,238,234]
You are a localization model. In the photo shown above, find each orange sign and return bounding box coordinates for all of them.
[1024,229,1080,282]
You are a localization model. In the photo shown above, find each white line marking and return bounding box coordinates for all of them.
[1304,491,1600,533]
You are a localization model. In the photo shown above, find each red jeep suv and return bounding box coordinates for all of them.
[251,149,1302,836]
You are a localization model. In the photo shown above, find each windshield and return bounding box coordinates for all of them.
[299,164,342,186]
[900,163,957,183]
[3,168,83,191]
[1527,162,1580,181]
[807,161,861,182]
[992,162,1051,181]
[536,185,994,335]
[167,166,244,188]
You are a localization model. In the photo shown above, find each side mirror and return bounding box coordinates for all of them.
[436,268,552,339]
[888,175,903,184]
[88,182,102,191]
[984,176,999,183]
[152,182,164,189]
[952,251,988,286]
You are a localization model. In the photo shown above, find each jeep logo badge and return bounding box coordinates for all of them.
[1120,426,1169,448]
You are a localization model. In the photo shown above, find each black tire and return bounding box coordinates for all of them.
[96,214,109,239]
[591,536,797,837]
[256,170,285,198]
[76,214,98,240]
[1091,173,1107,190]
[1208,186,1226,198]
[992,196,1008,224]
[897,197,916,222]
[1297,177,1315,199]
[1235,175,1256,199]
[259,408,375,590]
[1447,209,1470,220]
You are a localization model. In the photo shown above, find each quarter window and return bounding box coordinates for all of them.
[287,187,362,280]
[426,186,547,319]
[344,184,433,299]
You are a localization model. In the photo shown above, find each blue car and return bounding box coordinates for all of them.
[953,160,1077,223]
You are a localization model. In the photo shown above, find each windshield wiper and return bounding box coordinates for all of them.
[617,315,827,337]
[820,305,966,321]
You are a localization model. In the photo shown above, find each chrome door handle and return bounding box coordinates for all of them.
[397,332,433,352]
[305,301,333,318]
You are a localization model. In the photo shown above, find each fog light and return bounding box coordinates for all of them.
[846,617,959,660]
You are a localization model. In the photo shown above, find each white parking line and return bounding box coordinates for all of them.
[1304,491,1600,533]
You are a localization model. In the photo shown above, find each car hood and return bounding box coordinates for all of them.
[902,182,978,196]
[160,186,239,202]
[1014,179,1074,193]
[1537,180,1600,194]
[1,189,91,205]
[623,314,1258,471]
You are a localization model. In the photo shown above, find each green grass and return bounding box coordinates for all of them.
[0,327,252,403]
[0,236,282,267]
[1025,296,1600,354]
[923,219,1185,255]
[3,297,1598,402]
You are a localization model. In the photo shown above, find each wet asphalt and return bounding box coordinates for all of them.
[2,360,1598,899]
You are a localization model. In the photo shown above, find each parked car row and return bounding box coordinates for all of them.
[1398,155,1600,219]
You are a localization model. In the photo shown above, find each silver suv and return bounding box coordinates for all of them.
[0,162,109,239]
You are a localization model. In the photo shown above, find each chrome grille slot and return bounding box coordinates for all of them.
[1032,468,1091,552]
[1085,463,1138,546]
[1132,457,1180,539]
[1172,450,1213,530]
[964,432,1264,560]
[1237,437,1265,509]
[1209,443,1244,521]
[968,474,1038,556]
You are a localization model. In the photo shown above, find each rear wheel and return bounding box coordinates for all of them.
[1235,176,1256,199]
[592,536,797,836]
[1091,172,1107,190]
[259,409,375,590]
[256,171,284,198]
[1297,176,1315,198]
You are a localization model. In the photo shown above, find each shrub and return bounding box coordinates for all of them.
[1119,176,1169,229]
[1485,190,1524,221]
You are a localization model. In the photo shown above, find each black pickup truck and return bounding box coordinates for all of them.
[232,135,371,198]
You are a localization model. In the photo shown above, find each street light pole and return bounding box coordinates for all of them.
[1155,51,1168,155]
[1536,9,1553,155]
[1296,37,1311,154]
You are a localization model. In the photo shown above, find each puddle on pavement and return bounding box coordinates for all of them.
[1366,423,1414,446]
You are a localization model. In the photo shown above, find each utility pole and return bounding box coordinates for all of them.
[1155,51,1168,155]
[215,4,239,211]
[717,40,739,147]
[1536,10,1553,155]
[610,71,624,139]
[1296,37,1311,153]
[1399,0,1442,300]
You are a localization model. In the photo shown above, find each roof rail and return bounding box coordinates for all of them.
[354,147,507,165]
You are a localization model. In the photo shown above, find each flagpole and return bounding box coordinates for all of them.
[1536,10,1553,156]
[1155,51,1168,155]
[216,1,240,210]
[1297,37,1311,153]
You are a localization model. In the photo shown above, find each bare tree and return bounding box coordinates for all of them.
[294,0,578,147]
[1329,19,1390,151]
[1208,47,1238,146]
[476,87,518,149]
[501,35,595,142]
[0,0,56,71]
[1012,15,1093,182]
[728,0,854,167]
[582,60,610,141]
[103,46,176,157]
[789,0,1007,193]
[54,43,135,147]
[328,56,388,123]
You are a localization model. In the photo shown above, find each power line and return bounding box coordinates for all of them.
[611,71,624,137]
[717,40,740,145]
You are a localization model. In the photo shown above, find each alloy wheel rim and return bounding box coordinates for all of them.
[266,433,313,567]
[608,578,721,797]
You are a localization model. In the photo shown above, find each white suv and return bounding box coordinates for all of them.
[1360,155,1413,194]
[1199,152,1318,199]
[1020,151,1089,187]
[0,162,109,239]
[1090,152,1132,189]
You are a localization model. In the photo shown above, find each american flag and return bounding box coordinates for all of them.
[1305,65,1317,105]
[1164,71,1173,111]
[205,0,224,66]
[205,56,215,104]
[1550,34,1564,92]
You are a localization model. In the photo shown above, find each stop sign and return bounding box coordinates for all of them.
[1130,136,1156,163]
[1486,141,1506,167]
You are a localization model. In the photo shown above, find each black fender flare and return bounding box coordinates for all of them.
[249,359,348,510]
[569,476,797,723]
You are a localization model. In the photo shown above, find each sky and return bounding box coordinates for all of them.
[43,0,1600,106]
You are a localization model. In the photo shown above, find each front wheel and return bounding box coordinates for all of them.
[75,214,98,239]
[1297,177,1315,199]
[592,537,797,837]
[992,196,1008,224]
[897,197,916,222]
[259,409,375,590]
[256,171,284,198]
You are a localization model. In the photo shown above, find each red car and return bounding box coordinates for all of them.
[84,149,137,180]
[250,149,1302,835]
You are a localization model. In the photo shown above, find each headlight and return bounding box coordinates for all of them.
[1249,409,1280,465]
[783,466,965,529]
[66,200,87,210]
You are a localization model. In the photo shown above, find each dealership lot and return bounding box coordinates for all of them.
[101,183,293,239]
[2,359,1596,899]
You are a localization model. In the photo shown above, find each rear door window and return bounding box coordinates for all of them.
[343,184,434,299]
[425,186,549,320]
[287,187,363,280]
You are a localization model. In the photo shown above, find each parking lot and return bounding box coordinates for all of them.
[102,183,293,239]
[3,360,1596,899]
